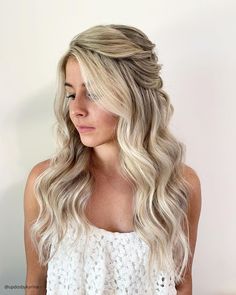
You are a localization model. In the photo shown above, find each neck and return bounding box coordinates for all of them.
[90,142,121,176]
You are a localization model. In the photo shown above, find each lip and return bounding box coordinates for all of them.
[76,125,95,133]
[78,125,94,128]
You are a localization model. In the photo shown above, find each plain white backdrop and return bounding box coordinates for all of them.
[0,1,235,294]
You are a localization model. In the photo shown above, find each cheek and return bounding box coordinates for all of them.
[69,113,75,125]
[103,114,118,130]
[96,113,118,136]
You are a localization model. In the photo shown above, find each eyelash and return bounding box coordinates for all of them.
[66,92,95,100]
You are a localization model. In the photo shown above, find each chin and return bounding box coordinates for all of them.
[79,138,100,148]
[80,138,111,148]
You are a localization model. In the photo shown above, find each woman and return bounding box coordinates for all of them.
[24,24,201,294]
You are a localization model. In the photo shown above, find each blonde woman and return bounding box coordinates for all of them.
[24,24,201,295]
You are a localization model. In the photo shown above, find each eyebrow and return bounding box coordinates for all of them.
[64,82,88,88]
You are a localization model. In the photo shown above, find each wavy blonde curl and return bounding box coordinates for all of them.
[30,24,192,285]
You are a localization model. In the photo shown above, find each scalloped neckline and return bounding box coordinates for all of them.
[88,223,136,235]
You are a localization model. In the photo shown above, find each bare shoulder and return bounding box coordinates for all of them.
[182,164,201,193]
[24,159,51,285]
[175,164,202,291]
[182,163,202,224]
[29,159,51,178]
[24,159,51,213]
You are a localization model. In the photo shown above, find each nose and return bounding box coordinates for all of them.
[70,94,88,117]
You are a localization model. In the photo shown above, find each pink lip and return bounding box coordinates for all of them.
[77,126,95,133]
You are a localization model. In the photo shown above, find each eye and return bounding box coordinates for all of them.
[65,92,98,100]
[66,94,75,100]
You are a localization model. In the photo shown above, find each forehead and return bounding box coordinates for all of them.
[65,57,88,88]
[65,58,81,77]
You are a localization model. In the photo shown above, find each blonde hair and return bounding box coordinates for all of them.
[30,24,192,285]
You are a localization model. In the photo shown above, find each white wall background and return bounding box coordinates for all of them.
[0,0,235,294]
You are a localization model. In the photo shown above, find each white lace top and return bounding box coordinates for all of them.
[46,223,177,295]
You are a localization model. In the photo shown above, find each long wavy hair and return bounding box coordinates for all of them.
[30,24,192,285]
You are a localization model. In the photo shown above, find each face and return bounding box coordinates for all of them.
[65,57,118,148]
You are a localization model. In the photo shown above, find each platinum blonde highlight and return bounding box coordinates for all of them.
[30,24,192,286]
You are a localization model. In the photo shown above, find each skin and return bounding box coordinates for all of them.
[24,56,202,294]
[24,163,201,295]
[175,165,202,294]
[24,160,49,295]
[65,56,202,291]
[66,57,135,232]
[24,57,125,294]
[66,56,121,175]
